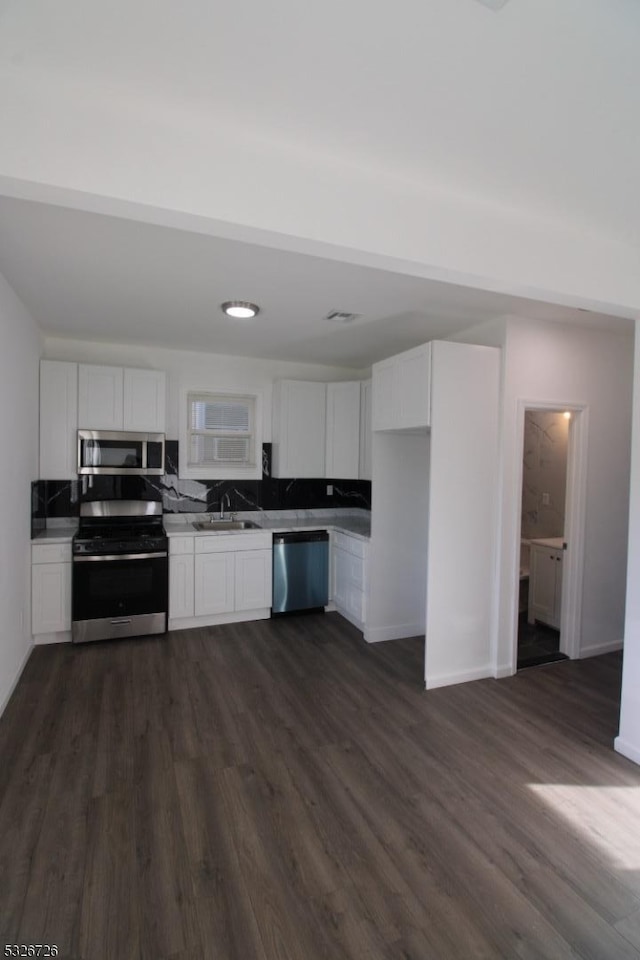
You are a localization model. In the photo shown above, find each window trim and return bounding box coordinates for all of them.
[178,386,263,480]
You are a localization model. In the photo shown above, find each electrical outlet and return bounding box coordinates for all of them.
[326,484,333,496]
[542,492,550,506]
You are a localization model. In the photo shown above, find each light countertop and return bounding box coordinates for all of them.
[32,511,371,544]
[165,510,370,542]
[31,521,78,544]
[530,536,564,550]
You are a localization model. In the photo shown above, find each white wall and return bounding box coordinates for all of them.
[43,336,369,441]
[425,341,500,688]
[366,432,430,643]
[616,320,640,764]
[0,273,41,714]
[492,318,633,673]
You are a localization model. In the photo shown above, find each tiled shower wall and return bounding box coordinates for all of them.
[521,411,568,540]
[32,441,371,522]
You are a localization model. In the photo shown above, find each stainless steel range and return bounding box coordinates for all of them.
[72,499,168,644]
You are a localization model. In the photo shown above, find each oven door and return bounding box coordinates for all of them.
[77,430,165,476]
[72,552,168,643]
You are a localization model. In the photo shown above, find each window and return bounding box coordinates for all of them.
[187,392,256,468]
[179,388,262,480]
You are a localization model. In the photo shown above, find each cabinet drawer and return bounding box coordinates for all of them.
[32,543,72,564]
[333,531,366,559]
[169,536,195,556]
[195,532,271,553]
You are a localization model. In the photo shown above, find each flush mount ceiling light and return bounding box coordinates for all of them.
[221,301,260,319]
[473,0,510,8]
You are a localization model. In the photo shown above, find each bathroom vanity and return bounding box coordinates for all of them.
[527,537,564,630]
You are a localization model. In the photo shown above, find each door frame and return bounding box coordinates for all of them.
[512,399,589,666]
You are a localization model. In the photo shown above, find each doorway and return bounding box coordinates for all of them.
[513,401,588,671]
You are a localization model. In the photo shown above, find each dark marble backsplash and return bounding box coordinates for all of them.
[32,441,371,522]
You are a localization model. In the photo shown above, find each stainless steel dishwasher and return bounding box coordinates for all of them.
[272,530,329,614]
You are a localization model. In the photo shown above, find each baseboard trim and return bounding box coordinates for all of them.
[579,639,623,659]
[169,608,271,632]
[363,622,424,644]
[34,630,71,645]
[426,663,493,690]
[614,736,640,767]
[495,663,515,679]
[0,641,34,719]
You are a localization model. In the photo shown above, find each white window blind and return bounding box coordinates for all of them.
[187,393,255,468]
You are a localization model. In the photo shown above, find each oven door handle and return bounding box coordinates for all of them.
[73,552,168,562]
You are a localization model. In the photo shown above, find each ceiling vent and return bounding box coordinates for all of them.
[325,310,361,324]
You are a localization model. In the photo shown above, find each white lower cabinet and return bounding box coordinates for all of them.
[332,531,368,629]
[195,552,235,616]
[234,550,272,611]
[31,543,72,638]
[169,554,195,620]
[169,531,272,627]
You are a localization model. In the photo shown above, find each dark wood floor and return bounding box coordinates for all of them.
[1,614,640,959]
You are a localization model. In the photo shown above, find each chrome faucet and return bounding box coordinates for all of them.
[220,492,231,520]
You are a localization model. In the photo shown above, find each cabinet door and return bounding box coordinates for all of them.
[553,552,563,628]
[273,380,326,477]
[372,358,397,431]
[235,549,272,611]
[528,547,559,627]
[396,343,431,429]
[78,364,124,429]
[169,554,195,620]
[123,368,166,432]
[359,379,372,481]
[325,381,361,480]
[194,553,235,616]
[333,547,349,609]
[40,360,78,479]
[32,562,71,634]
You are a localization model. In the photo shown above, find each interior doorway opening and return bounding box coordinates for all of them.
[513,401,588,672]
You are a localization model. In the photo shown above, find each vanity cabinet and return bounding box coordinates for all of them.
[325,381,361,480]
[528,541,563,629]
[39,360,78,480]
[31,542,72,638]
[332,531,369,630]
[78,364,166,432]
[372,343,432,431]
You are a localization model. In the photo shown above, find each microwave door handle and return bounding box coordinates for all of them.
[142,441,147,470]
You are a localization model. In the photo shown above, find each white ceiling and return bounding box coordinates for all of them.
[0,195,629,367]
[0,0,637,365]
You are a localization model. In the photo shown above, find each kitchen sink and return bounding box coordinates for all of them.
[192,519,261,531]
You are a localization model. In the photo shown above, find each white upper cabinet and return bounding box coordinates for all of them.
[359,379,372,481]
[123,368,166,432]
[325,381,361,480]
[40,360,78,479]
[78,364,166,432]
[272,380,327,478]
[372,343,432,431]
[78,364,124,429]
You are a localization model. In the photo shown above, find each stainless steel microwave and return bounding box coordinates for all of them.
[77,430,165,476]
